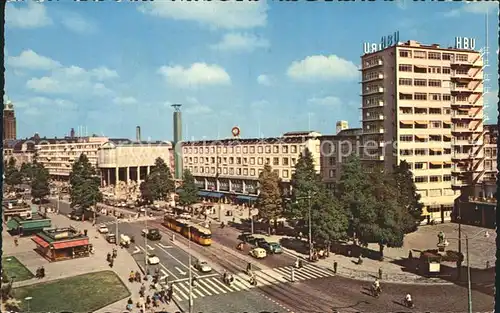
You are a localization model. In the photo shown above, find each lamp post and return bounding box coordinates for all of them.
[188,226,193,313]
[144,206,148,273]
[293,191,314,260]
[24,296,33,312]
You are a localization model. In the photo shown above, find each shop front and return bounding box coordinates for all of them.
[6,214,51,236]
[31,227,91,262]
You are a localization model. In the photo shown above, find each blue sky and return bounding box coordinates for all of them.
[5,0,499,141]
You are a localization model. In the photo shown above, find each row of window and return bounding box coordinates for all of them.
[399,50,469,62]
[399,121,452,129]
[183,144,302,155]
[399,107,452,115]
[414,174,452,183]
[187,166,293,178]
[400,148,452,156]
[185,156,298,167]
[399,135,452,142]
[399,78,445,87]
[399,92,472,102]
[417,188,455,198]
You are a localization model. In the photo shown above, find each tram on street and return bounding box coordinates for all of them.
[163,215,212,246]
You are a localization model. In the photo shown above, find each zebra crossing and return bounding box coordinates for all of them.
[171,264,335,302]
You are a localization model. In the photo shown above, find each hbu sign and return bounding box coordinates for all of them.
[454,37,476,50]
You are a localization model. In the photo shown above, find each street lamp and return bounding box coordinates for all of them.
[24,296,33,312]
[292,191,314,260]
[144,206,148,273]
[188,226,193,313]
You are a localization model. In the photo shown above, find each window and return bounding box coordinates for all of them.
[430,93,441,101]
[291,158,297,165]
[399,93,413,100]
[291,145,297,153]
[400,135,413,141]
[442,67,451,74]
[236,147,241,153]
[257,146,263,153]
[414,79,427,86]
[399,50,411,57]
[250,168,255,176]
[243,146,248,153]
[282,146,288,153]
[442,53,452,60]
[243,168,248,176]
[428,80,442,87]
[273,146,279,153]
[223,147,227,153]
[455,54,468,62]
[414,66,427,73]
[265,158,270,165]
[250,157,255,165]
[415,149,427,156]
[282,158,289,166]
[200,167,204,173]
[399,78,412,86]
[250,146,255,153]
[428,52,441,60]
[243,157,248,164]
[430,121,442,128]
[236,168,241,175]
[414,93,427,100]
[265,146,271,153]
[429,108,441,114]
[428,66,441,74]
[236,157,241,165]
[414,162,425,169]
[210,167,215,174]
[400,149,413,156]
[443,94,451,101]
[273,157,279,165]
[211,147,215,153]
[400,107,412,114]
[229,168,234,175]
[443,175,451,182]
[413,51,426,59]
[282,170,289,178]
[257,157,263,165]
[398,64,412,72]
[229,157,234,164]
[414,176,427,183]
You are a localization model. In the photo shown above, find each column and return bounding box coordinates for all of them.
[242,181,246,194]
[137,166,141,183]
[229,179,232,192]
[107,169,111,187]
[115,167,119,185]
[147,166,150,175]
[216,179,220,191]
[204,178,208,190]
[126,167,130,185]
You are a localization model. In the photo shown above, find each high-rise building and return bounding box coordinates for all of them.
[360,39,487,222]
[3,98,17,141]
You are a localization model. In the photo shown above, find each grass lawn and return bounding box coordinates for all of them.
[13,271,130,312]
[2,256,34,282]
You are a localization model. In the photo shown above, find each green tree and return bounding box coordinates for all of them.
[69,154,102,210]
[5,158,22,190]
[144,157,175,201]
[289,148,321,222]
[30,163,50,202]
[310,187,350,253]
[20,162,35,181]
[256,164,283,234]
[178,169,198,207]
[393,160,424,233]
[140,180,155,204]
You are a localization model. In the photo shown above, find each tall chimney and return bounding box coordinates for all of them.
[136,126,141,142]
[172,104,183,180]
[70,128,75,138]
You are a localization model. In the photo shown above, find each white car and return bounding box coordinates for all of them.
[194,261,212,273]
[148,255,160,265]
[98,225,109,234]
[179,213,191,219]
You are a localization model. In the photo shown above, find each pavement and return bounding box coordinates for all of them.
[3,207,180,313]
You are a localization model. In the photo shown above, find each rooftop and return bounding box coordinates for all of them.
[11,212,49,222]
[363,39,482,57]
[37,226,88,243]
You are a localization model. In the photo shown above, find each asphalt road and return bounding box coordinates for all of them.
[211,226,297,269]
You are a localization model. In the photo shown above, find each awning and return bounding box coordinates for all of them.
[22,220,52,231]
[208,192,224,198]
[31,236,50,248]
[443,121,452,124]
[236,195,258,202]
[197,191,210,197]
[399,121,414,125]
[415,121,428,125]
[6,219,19,231]
[430,162,443,165]
[415,134,429,139]
[444,161,453,165]
[52,239,89,250]
[443,134,452,138]
[430,148,443,152]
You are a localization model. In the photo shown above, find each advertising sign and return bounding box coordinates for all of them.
[363,31,400,54]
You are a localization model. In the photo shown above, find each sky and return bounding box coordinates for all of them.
[5,0,499,141]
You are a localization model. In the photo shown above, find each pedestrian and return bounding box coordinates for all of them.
[333,261,338,274]
[378,268,383,279]
[408,250,413,260]
[14,237,19,247]
[109,258,114,268]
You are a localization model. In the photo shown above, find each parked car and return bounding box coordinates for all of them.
[255,238,267,247]
[142,228,162,240]
[98,224,109,234]
[261,242,283,254]
[250,247,267,259]
[194,260,212,273]
[238,232,256,243]
[148,254,160,265]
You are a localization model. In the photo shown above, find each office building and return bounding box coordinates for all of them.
[181,131,321,201]
[360,39,487,221]
[3,98,17,141]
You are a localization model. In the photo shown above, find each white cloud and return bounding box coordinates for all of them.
[158,63,231,88]
[16,96,77,110]
[287,55,358,82]
[60,13,97,34]
[210,33,269,52]
[7,50,61,71]
[307,96,342,107]
[138,1,267,29]
[257,74,272,86]
[445,2,498,18]
[113,96,138,105]
[184,97,213,115]
[6,2,53,29]
[26,64,118,96]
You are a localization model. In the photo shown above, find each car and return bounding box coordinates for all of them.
[147,254,160,265]
[142,228,162,240]
[267,242,283,254]
[194,260,212,273]
[255,238,267,247]
[250,247,267,259]
[238,233,256,243]
[98,224,109,234]
[179,213,191,219]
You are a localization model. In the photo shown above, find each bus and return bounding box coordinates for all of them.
[163,215,212,246]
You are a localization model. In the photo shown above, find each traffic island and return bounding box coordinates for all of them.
[12,270,130,312]
[1,256,34,282]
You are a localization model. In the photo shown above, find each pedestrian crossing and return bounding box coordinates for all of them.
[170,264,335,302]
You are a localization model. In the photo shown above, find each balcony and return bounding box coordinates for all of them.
[362,87,384,96]
[363,128,385,134]
[361,73,384,83]
[452,152,471,160]
[360,154,385,161]
[451,124,472,133]
[363,114,384,122]
[361,100,384,109]
[451,84,471,92]
[452,165,468,173]
[362,60,383,70]
[452,138,471,146]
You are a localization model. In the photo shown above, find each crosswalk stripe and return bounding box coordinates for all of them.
[228,280,242,291]
[199,279,220,295]
[194,280,213,296]
[173,285,188,300]
[192,286,205,298]
[273,267,292,278]
[260,269,289,283]
[255,271,279,285]
[304,264,333,276]
[291,270,310,280]
[173,294,183,302]
[178,283,197,299]
[216,277,236,292]
[205,278,228,294]
[234,274,254,289]
[300,267,323,279]
[232,277,251,290]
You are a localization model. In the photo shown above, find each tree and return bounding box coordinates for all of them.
[143,157,175,201]
[310,187,349,253]
[393,160,424,233]
[30,163,50,203]
[20,162,35,181]
[289,148,321,223]
[69,154,102,210]
[140,180,155,204]
[5,158,22,190]
[178,169,198,207]
[256,164,283,234]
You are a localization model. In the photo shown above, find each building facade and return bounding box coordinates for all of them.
[3,99,17,141]
[36,136,109,180]
[181,131,321,200]
[97,140,172,186]
[481,124,497,184]
[360,39,488,221]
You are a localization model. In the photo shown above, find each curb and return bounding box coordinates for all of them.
[172,297,186,313]
[282,248,454,286]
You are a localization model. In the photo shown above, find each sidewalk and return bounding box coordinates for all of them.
[4,213,180,313]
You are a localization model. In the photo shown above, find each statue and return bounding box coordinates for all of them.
[438,231,445,245]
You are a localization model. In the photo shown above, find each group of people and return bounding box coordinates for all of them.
[372,279,413,308]
[222,271,234,285]
[35,266,45,279]
[106,248,118,267]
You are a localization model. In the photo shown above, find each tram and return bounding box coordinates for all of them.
[163,215,212,246]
